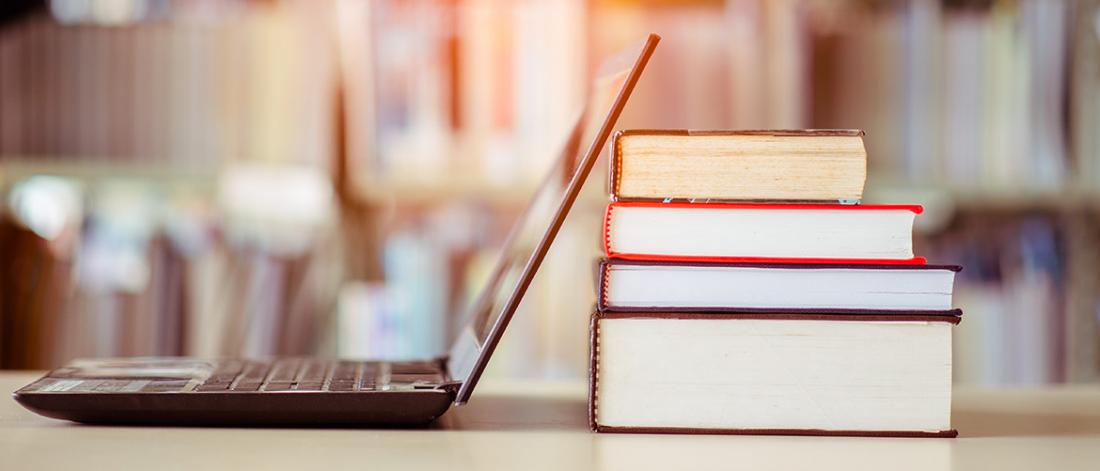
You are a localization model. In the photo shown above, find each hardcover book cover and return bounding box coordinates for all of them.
[603,202,928,265]
[597,259,962,314]
[588,310,961,437]
[609,129,867,202]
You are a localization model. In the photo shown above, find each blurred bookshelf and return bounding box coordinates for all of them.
[1,0,1099,384]
[0,158,217,187]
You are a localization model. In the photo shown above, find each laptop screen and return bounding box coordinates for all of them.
[448,35,658,404]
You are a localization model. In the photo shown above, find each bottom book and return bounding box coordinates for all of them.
[589,311,961,437]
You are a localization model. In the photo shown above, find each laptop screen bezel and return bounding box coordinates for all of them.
[447,34,659,405]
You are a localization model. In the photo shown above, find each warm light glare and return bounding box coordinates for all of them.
[8,176,82,242]
[216,164,335,255]
[50,0,155,25]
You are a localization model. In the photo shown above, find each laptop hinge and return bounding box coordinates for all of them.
[434,356,461,395]
[437,381,462,395]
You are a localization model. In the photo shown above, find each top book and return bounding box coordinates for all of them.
[610,129,867,202]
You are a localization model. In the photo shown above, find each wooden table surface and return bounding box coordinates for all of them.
[2,371,1100,470]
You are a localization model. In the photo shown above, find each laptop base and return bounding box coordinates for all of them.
[14,358,458,426]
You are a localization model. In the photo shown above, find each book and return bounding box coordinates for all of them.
[610,130,866,202]
[589,310,960,437]
[603,202,925,265]
[598,260,960,313]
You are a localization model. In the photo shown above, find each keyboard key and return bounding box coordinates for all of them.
[196,383,230,392]
[359,365,377,390]
[91,380,132,392]
[141,380,190,392]
[238,362,270,384]
[267,360,300,383]
[295,382,323,391]
[263,382,294,391]
[328,381,355,391]
[66,380,104,392]
[207,362,241,381]
[205,371,240,384]
[232,382,262,392]
[332,362,357,381]
[297,361,327,383]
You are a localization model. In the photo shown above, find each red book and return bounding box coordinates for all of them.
[603,202,926,265]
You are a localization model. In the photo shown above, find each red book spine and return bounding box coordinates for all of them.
[602,202,928,265]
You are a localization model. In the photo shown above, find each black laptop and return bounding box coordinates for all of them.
[13,35,659,426]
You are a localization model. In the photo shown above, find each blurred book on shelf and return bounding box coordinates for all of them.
[0,1,334,167]
[807,0,1073,190]
[0,166,342,369]
[922,213,1100,384]
[339,0,585,189]
[1073,0,1100,187]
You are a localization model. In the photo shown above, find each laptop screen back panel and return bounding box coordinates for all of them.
[447,35,659,404]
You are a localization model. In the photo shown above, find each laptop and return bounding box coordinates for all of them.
[13,34,660,426]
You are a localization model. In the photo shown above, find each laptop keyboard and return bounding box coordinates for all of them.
[18,358,448,394]
[192,359,446,392]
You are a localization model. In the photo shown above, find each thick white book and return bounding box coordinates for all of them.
[590,311,960,437]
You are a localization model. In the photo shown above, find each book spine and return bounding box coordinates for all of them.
[602,203,614,261]
[609,130,624,200]
[594,310,962,324]
[609,252,928,266]
[587,310,600,431]
[614,129,866,137]
[608,201,924,213]
[602,258,961,271]
[594,425,958,438]
[596,260,609,312]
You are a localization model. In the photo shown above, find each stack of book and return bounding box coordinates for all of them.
[589,130,963,437]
